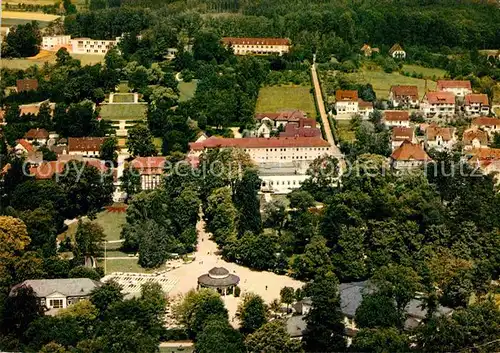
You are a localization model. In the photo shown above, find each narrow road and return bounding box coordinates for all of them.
[311,63,334,146]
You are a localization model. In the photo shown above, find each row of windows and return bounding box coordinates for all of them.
[262,180,302,186]
[244,147,329,152]
[49,299,63,308]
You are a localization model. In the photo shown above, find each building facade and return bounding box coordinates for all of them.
[388,43,406,59]
[68,137,106,158]
[10,278,101,312]
[464,94,490,116]
[335,90,359,115]
[472,117,500,137]
[189,136,335,194]
[130,157,166,190]
[70,37,120,55]
[384,111,411,128]
[389,85,419,108]
[437,80,472,97]
[424,126,456,151]
[421,91,456,117]
[222,37,290,56]
[42,35,71,51]
[391,140,431,170]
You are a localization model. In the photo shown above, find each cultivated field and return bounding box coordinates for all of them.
[402,64,447,79]
[1,51,104,70]
[99,103,147,120]
[346,69,437,99]
[256,85,316,118]
[1,11,59,27]
[178,80,198,102]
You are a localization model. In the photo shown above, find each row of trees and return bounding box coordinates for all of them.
[2,279,166,352]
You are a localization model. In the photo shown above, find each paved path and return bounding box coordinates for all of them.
[98,256,138,260]
[311,63,342,158]
[107,239,124,244]
[159,341,193,348]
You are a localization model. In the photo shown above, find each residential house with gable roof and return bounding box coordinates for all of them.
[10,278,101,313]
[437,80,472,97]
[472,117,500,137]
[360,44,379,57]
[462,128,489,150]
[464,94,490,116]
[24,128,49,145]
[68,137,106,158]
[358,100,374,119]
[389,85,419,108]
[424,125,456,151]
[384,111,410,128]
[391,126,415,150]
[391,140,431,170]
[335,90,359,116]
[421,91,456,117]
[388,43,406,59]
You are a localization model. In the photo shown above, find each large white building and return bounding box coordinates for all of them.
[42,35,71,51]
[189,136,335,193]
[222,37,290,56]
[70,37,120,55]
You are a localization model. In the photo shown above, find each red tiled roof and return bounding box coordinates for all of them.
[465,94,489,106]
[358,100,373,109]
[463,129,488,145]
[0,109,4,123]
[16,139,34,153]
[426,126,454,141]
[384,111,410,121]
[437,80,471,90]
[189,136,330,151]
[131,157,166,175]
[336,90,358,102]
[392,127,414,141]
[222,37,290,46]
[68,137,106,152]
[424,91,455,104]
[469,148,500,160]
[390,85,419,99]
[279,124,321,138]
[255,111,306,121]
[472,117,500,126]
[16,79,38,92]
[391,140,430,161]
[24,128,49,140]
[298,118,316,128]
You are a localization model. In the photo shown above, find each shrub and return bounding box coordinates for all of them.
[234,286,241,297]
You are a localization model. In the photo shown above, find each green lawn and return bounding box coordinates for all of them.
[112,94,135,103]
[59,210,127,242]
[99,103,147,120]
[116,82,131,93]
[336,119,356,142]
[256,85,316,118]
[346,69,437,99]
[178,80,198,102]
[401,64,447,79]
[97,258,153,274]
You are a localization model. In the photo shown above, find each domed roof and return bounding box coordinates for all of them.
[208,267,229,278]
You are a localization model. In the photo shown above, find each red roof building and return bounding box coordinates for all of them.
[222,37,290,56]
[335,90,358,102]
[15,139,34,153]
[436,80,472,97]
[222,37,290,46]
[422,91,456,117]
[462,128,489,149]
[24,128,49,141]
[384,111,410,125]
[16,79,39,92]
[68,137,106,157]
[465,94,490,116]
[389,85,419,108]
[130,156,166,190]
[391,140,431,169]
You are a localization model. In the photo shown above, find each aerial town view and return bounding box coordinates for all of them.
[1,0,500,352]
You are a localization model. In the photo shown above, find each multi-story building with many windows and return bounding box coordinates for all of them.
[222,37,290,56]
[189,136,335,193]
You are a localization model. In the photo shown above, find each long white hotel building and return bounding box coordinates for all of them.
[189,136,335,193]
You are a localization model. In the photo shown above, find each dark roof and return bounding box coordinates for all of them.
[197,273,240,287]
[16,79,39,92]
[208,267,230,277]
[286,315,307,338]
[10,278,101,297]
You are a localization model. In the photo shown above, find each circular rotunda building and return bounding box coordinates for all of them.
[197,267,240,296]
